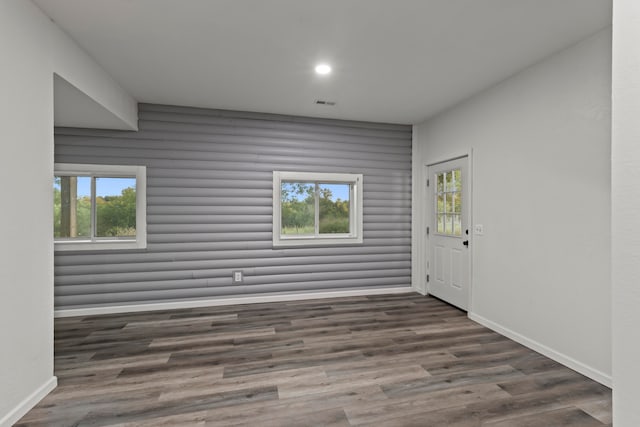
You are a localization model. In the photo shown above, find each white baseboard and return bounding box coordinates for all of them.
[468,312,612,387]
[55,287,415,318]
[0,376,57,427]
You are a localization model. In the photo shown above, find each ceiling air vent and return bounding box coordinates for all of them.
[315,100,336,106]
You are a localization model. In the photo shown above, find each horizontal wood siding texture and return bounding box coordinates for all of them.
[53,104,412,309]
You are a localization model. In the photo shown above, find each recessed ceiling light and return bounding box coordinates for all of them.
[315,64,332,75]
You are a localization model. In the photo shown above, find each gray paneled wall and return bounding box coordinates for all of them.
[54,104,412,309]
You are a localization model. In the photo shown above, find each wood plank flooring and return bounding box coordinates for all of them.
[17,293,611,426]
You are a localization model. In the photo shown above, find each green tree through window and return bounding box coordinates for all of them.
[281,182,350,235]
[54,176,137,239]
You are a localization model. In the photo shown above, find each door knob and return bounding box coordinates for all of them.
[463,240,469,247]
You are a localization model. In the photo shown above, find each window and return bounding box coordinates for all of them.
[435,168,462,236]
[54,163,146,251]
[273,171,363,247]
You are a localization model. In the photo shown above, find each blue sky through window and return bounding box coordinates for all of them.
[282,182,350,202]
[96,178,136,197]
[320,183,349,202]
[54,177,136,198]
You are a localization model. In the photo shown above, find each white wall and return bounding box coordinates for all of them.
[0,1,136,425]
[612,1,640,425]
[413,29,612,384]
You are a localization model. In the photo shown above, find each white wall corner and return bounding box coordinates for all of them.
[0,377,57,427]
[411,124,426,295]
[612,0,640,424]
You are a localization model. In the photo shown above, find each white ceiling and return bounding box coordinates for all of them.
[36,0,611,125]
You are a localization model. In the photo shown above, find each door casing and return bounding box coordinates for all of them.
[422,151,473,310]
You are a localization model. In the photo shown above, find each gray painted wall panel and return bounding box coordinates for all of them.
[55,254,411,278]
[54,104,412,309]
[55,245,410,266]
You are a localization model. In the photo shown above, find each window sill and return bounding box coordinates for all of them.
[54,240,146,252]
[273,236,363,248]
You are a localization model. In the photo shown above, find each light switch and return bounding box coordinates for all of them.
[474,224,484,235]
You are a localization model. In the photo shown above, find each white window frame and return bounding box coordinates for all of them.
[54,163,147,251]
[273,171,363,247]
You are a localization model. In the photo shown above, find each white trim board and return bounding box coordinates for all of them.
[468,312,612,387]
[55,287,414,318]
[0,376,57,427]
[410,125,422,294]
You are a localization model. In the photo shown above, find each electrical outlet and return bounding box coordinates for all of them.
[232,270,243,284]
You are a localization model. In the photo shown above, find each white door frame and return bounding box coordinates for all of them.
[412,149,473,310]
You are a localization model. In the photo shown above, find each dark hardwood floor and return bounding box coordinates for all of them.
[17,293,611,426]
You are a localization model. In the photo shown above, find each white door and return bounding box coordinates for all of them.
[427,157,470,310]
